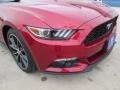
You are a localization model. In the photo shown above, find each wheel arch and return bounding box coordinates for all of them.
[2,21,23,45]
[2,25,12,46]
[2,23,38,71]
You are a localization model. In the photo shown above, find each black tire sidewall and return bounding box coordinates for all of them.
[6,29,36,73]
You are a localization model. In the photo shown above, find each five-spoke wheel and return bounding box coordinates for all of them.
[7,29,36,73]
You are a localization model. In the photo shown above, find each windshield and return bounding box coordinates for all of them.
[0,0,97,3]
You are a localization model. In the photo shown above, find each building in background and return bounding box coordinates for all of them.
[93,0,120,7]
[103,0,120,7]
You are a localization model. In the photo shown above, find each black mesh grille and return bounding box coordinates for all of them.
[84,16,118,45]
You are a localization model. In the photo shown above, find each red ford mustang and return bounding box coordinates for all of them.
[0,0,118,73]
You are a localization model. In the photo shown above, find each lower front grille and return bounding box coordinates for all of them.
[84,16,118,45]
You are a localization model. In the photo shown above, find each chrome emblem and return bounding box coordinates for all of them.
[106,23,112,30]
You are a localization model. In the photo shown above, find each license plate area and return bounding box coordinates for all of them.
[107,36,115,51]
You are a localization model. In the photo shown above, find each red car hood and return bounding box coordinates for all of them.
[7,1,114,29]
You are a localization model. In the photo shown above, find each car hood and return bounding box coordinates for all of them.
[7,1,114,29]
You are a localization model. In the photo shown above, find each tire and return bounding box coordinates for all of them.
[6,29,36,73]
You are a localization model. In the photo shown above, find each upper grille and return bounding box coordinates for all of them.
[84,16,118,45]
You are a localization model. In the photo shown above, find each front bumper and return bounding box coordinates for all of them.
[21,24,117,73]
[45,42,116,73]
[20,12,118,73]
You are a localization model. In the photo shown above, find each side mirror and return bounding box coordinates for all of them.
[14,0,20,2]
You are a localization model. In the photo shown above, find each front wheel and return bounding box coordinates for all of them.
[6,29,36,73]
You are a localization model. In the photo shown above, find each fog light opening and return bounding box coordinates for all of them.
[50,57,78,68]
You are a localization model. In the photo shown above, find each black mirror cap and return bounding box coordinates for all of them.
[14,0,20,2]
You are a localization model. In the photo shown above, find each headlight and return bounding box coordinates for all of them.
[26,26,77,40]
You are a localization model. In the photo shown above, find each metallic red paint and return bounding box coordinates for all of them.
[0,0,118,72]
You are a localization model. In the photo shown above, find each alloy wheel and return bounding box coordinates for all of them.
[8,34,29,70]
